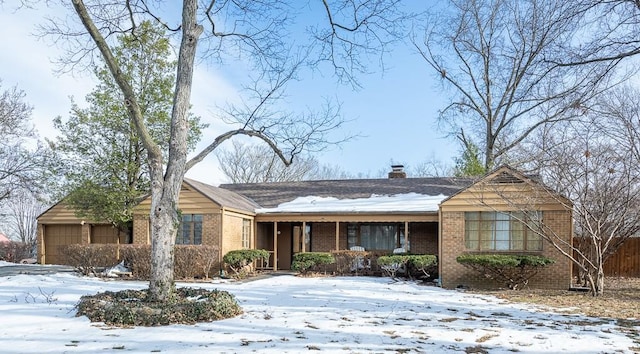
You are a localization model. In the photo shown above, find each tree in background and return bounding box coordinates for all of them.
[513,115,640,296]
[50,21,205,234]
[48,0,406,302]
[216,140,352,183]
[556,1,640,66]
[0,81,50,202]
[2,191,43,255]
[414,0,617,170]
[453,141,485,177]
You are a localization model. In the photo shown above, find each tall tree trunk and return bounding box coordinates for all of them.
[147,0,203,302]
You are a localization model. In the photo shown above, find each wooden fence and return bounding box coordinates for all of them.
[603,237,640,277]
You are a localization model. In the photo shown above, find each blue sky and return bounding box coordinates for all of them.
[0,2,458,185]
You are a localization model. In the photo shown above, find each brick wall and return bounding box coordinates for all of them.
[409,222,438,255]
[440,210,573,290]
[311,222,347,251]
[132,214,149,244]
[132,212,222,249]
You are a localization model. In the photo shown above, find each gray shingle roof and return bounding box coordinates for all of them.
[220,177,475,209]
[184,178,261,213]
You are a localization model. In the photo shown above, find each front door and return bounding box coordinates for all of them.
[277,223,293,270]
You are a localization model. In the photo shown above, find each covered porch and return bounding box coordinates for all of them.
[254,214,439,271]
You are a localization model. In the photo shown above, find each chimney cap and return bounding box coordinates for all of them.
[388,164,406,178]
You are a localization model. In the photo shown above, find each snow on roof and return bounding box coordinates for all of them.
[255,193,446,213]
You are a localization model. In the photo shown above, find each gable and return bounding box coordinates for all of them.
[132,180,257,216]
[134,184,222,215]
[37,200,86,224]
[440,165,571,212]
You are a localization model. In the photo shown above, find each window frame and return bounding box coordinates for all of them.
[176,214,203,245]
[242,219,251,249]
[347,222,406,251]
[464,211,543,252]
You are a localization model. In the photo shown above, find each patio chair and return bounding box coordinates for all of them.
[349,246,370,274]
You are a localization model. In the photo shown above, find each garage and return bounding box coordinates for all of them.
[43,225,82,265]
[90,225,123,244]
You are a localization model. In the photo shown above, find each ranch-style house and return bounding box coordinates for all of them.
[36,165,573,289]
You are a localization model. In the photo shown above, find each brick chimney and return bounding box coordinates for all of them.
[388,164,406,179]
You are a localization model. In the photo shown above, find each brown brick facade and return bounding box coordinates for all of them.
[131,212,222,249]
[310,222,348,252]
[440,210,572,290]
[409,222,438,255]
[132,214,150,244]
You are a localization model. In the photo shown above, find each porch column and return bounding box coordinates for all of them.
[273,222,278,271]
[405,221,409,252]
[335,222,340,251]
[302,221,306,253]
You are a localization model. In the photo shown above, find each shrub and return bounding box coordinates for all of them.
[291,252,335,275]
[331,250,371,275]
[456,254,555,290]
[119,245,152,279]
[76,287,242,326]
[222,249,270,278]
[59,244,120,275]
[174,245,220,279]
[58,244,220,279]
[407,255,437,278]
[0,241,33,263]
[377,254,438,279]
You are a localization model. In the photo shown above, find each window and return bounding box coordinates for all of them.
[242,219,251,249]
[348,223,406,251]
[465,211,542,251]
[176,214,203,245]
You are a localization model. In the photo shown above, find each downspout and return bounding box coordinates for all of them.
[220,207,226,276]
[437,206,443,287]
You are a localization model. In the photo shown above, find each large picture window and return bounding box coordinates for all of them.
[348,223,406,251]
[176,214,203,245]
[465,211,542,251]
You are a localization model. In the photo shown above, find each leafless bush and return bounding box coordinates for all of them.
[0,241,32,263]
[58,244,119,275]
[121,245,220,280]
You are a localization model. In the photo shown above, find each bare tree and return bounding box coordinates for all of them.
[414,0,617,170]
[553,1,640,66]
[216,140,328,183]
[507,118,640,296]
[3,191,43,254]
[0,80,51,201]
[45,0,406,301]
[588,85,640,162]
[410,155,452,177]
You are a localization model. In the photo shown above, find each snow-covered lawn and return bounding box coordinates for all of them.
[0,265,637,353]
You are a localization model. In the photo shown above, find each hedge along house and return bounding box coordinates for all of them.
[37,165,573,289]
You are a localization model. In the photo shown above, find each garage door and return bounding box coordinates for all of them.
[91,225,121,244]
[44,225,82,265]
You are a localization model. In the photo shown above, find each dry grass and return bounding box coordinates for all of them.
[473,277,640,323]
